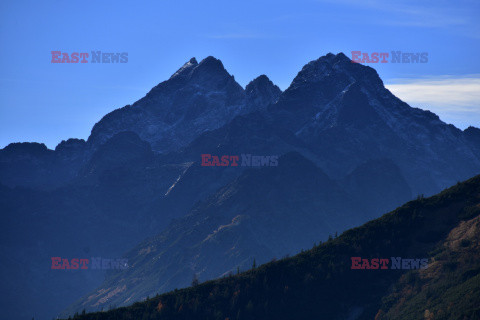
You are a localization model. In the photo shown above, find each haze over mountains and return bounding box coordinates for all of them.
[1,53,479,319]
[65,173,480,320]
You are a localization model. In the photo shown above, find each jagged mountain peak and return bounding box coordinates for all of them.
[55,138,86,152]
[247,74,271,84]
[167,56,228,84]
[245,74,282,111]
[195,56,227,74]
[169,57,198,79]
[181,55,238,88]
[2,142,50,155]
[294,52,349,80]
[319,52,350,64]
[87,55,246,152]
[465,126,480,135]
[199,55,222,65]
[246,74,279,92]
[273,52,384,128]
[288,52,383,91]
[465,126,480,145]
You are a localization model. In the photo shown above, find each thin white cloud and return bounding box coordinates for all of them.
[204,33,271,39]
[317,0,479,37]
[386,76,480,108]
[385,76,480,128]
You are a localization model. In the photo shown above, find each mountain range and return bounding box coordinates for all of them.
[0,52,479,319]
[61,173,480,320]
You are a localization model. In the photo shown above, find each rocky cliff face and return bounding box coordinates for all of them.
[87,57,282,153]
[271,53,480,195]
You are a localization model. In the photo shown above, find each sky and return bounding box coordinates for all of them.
[0,0,479,149]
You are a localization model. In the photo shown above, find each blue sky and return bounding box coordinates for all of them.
[0,0,479,149]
